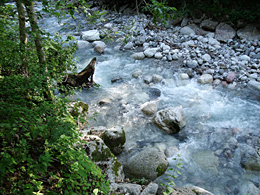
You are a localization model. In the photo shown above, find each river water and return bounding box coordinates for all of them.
[37,9,260,194]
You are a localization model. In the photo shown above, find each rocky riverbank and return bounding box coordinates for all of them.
[68,7,260,194]
[36,2,260,194]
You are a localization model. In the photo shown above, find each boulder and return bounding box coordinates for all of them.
[100,126,126,155]
[132,52,145,60]
[198,74,213,84]
[238,181,260,195]
[141,101,158,116]
[179,26,195,36]
[124,147,169,180]
[80,135,124,183]
[144,48,158,58]
[77,40,90,49]
[248,80,260,92]
[148,88,161,99]
[188,24,208,36]
[240,145,260,171]
[92,41,106,53]
[82,30,100,41]
[111,76,123,83]
[152,74,163,83]
[200,19,218,31]
[132,69,142,78]
[237,24,260,40]
[215,23,236,42]
[153,106,186,134]
[226,72,236,83]
[193,151,219,175]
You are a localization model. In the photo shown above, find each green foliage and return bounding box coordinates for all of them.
[142,0,177,25]
[0,1,110,194]
[160,154,183,195]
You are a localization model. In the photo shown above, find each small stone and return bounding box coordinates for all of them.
[240,55,250,61]
[154,52,163,59]
[226,72,236,83]
[180,73,189,80]
[179,26,195,36]
[132,69,142,78]
[132,52,145,60]
[144,48,158,58]
[187,60,198,69]
[82,30,100,41]
[202,54,211,62]
[144,75,153,84]
[198,74,213,84]
[152,74,163,83]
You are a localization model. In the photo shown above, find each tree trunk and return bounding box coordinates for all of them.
[16,0,28,76]
[23,0,53,100]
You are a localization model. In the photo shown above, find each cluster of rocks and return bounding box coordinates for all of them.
[77,12,260,93]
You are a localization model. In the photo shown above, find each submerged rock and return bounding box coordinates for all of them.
[240,145,260,171]
[124,147,169,180]
[153,106,186,134]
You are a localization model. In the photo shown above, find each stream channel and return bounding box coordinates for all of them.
[36,6,260,194]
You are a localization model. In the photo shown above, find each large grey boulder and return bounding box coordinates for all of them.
[100,126,126,155]
[215,23,236,42]
[124,147,169,180]
[238,181,260,195]
[200,19,218,31]
[193,151,219,175]
[153,106,186,134]
[198,74,213,84]
[240,145,260,171]
[79,135,124,183]
[82,30,100,41]
[237,24,260,40]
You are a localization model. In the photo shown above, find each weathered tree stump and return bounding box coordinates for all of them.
[60,57,96,89]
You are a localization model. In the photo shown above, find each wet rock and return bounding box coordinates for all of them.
[215,23,236,42]
[237,24,260,40]
[99,97,112,106]
[248,80,260,92]
[200,19,218,31]
[153,106,186,134]
[100,126,126,155]
[180,73,189,80]
[165,145,179,158]
[148,88,161,99]
[140,183,158,195]
[198,74,213,84]
[240,145,260,171]
[77,40,90,49]
[144,75,153,84]
[112,183,142,195]
[124,147,169,180]
[132,69,142,78]
[111,76,123,83]
[226,72,236,83]
[93,41,106,53]
[144,48,158,58]
[82,30,100,41]
[141,101,158,116]
[238,181,260,195]
[179,26,195,36]
[124,42,134,50]
[132,52,145,60]
[193,151,219,175]
[152,74,163,83]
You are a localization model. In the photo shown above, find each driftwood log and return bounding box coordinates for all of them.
[59,57,96,89]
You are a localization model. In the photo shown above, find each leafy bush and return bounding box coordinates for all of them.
[0,3,109,194]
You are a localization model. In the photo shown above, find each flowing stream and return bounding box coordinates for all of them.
[37,8,260,194]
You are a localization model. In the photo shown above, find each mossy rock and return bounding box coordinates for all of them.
[68,101,88,117]
[100,126,126,155]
